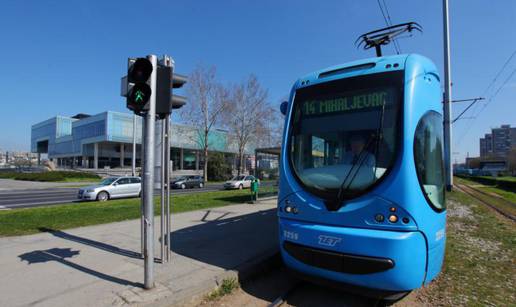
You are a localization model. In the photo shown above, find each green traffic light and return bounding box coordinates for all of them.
[135,90,145,103]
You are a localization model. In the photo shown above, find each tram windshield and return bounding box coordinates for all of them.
[289,72,402,200]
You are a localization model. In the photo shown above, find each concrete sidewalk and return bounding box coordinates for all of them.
[0,198,278,307]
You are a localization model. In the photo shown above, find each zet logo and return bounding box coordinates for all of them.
[318,235,342,247]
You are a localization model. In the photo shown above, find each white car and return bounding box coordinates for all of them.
[223,175,259,190]
[78,176,141,201]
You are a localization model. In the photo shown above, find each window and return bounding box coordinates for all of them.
[288,71,403,201]
[116,178,130,185]
[130,178,141,184]
[414,111,445,211]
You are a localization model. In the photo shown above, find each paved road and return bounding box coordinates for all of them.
[0,182,274,210]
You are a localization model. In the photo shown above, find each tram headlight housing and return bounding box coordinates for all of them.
[388,215,398,223]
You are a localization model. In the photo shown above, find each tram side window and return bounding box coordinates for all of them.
[414,111,445,211]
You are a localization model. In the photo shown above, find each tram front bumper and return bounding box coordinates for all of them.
[279,218,427,293]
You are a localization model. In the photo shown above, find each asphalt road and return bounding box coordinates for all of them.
[0,182,272,210]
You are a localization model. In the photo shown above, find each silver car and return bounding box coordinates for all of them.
[78,176,141,201]
[223,175,259,190]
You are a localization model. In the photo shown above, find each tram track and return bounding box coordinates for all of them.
[455,183,515,222]
[266,280,388,307]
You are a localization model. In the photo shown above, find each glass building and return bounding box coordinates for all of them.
[31,111,250,172]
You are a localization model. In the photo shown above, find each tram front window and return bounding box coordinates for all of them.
[289,75,402,200]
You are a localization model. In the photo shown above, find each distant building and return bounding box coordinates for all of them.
[479,124,516,159]
[31,111,254,174]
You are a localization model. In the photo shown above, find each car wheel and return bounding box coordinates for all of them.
[97,191,109,202]
[181,183,186,189]
[138,191,142,198]
[239,184,243,190]
[199,182,204,188]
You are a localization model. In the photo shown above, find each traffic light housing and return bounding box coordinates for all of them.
[126,58,153,114]
[155,69,188,118]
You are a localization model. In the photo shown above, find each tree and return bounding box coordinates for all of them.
[13,157,31,171]
[179,65,228,182]
[207,152,232,181]
[225,75,274,175]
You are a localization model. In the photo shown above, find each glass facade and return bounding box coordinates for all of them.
[31,111,254,170]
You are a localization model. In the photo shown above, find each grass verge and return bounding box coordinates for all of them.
[0,186,277,237]
[205,278,240,301]
[405,189,515,306]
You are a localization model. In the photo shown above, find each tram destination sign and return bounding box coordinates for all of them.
[302,89,392,117]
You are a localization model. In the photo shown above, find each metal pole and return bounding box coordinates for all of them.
[132,114,137,177]
[140,116,146,257]
[165,115,171,262]
[443,0,453,191]
[160,119,166,263]
[143,54,157,289]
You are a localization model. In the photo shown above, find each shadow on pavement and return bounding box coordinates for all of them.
[170,208,278,270]
[38,227,142,259]
[18,248,142,288]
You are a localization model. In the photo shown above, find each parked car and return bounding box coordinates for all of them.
[223,175,259,190]
[171,175,204,189]
[78,176,141,201]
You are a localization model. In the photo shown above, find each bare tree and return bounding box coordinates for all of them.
[226,75,274,175]
[179,64,228,182]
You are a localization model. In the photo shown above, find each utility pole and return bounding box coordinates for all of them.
[443,0,453,191]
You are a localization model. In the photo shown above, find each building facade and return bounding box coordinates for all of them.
[31,111,252,173]
[479,124,516,159]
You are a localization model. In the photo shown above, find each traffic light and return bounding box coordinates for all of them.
[155,68,188,118]
[126,57,153,115]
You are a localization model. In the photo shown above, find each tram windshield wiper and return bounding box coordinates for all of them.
[326,103,386,211]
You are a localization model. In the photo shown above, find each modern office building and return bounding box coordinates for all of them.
[479,124,516,159]
[31,111,252,173]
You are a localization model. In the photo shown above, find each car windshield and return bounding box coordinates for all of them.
[100,178,118,186]
[231,175,246,181]
[288,72,402,200]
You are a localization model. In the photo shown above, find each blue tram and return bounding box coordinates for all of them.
[278,54,446,300]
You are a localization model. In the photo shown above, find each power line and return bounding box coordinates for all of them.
[454,50,516,146]
[376,0,400,54]
[382,0,402,53]
[482,50,516,97]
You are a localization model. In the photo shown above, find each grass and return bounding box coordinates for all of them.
[455,176,516,216]
[205,278,240,301]
[410,189,515,306]
[0,186,278,237]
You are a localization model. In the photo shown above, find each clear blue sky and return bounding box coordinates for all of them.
[1,0,515,163]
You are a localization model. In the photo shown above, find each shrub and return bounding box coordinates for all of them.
[0,171,100,182]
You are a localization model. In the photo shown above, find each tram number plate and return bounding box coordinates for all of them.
[283,230,299,241]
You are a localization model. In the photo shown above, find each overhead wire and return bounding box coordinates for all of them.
[454,50,516,146]
[376,0,400,54]
[382,0,402,53]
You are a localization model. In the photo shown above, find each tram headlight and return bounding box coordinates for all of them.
[285,206,293,213]
[388,215,398,223]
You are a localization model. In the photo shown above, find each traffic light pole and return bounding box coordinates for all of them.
[132,114,137,177]
[165,114,171,262]
[142,54,157,289]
